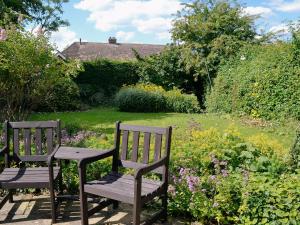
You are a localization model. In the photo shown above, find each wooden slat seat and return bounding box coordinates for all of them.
[85,173,163,204]
[0,167,60,189]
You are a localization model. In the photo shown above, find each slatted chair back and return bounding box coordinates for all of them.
[113,122,172,174]
[4,120,61,163]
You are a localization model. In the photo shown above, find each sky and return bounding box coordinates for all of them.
[50,0,300,51]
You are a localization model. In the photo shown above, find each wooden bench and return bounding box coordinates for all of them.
[78,122,172,225]
[0,120,62,223]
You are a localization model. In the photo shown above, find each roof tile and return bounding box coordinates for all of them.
[62,42,165,61]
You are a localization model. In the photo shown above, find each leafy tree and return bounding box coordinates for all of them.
[170,0,259,106]
[0,0,69,32]
[137,45,192,91]
[0,28,81,121]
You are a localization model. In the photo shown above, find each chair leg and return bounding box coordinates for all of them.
[113,200,119,209]
[161,193,168,222]
[49,184,56,224]
[58,171,63,195]
[8,190,13,203]
[133,201,141,225]
[49,166,57,224]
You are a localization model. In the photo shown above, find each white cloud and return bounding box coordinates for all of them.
[243,6,273,17]
[269,23,289,34]
[270,0,300,12]
[133,17,172,34]
[156,31,171,40]
[74,0,182,41]
[50,27,78,51]
[74,0,113,11]
[116,31,135,42]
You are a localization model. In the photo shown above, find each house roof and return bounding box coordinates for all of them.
[55,51,67,61]
[61,40,165,61]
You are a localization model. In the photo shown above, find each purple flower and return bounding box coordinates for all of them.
[179,167,187,176]
[221,169,229,177]
[209,175,216,181]
[186,175,199,192]
[211,155,219,163]
[61,129,97,145]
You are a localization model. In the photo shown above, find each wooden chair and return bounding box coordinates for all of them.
[0,120,62,223]
[78,122,172,225]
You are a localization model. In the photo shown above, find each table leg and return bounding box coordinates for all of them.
[79,165,88,225]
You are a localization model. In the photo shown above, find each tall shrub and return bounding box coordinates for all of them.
[206,43,300,120]
[0,28,81,121]
[138,46,192,92]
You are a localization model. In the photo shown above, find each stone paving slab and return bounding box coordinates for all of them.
[0,195,191,225]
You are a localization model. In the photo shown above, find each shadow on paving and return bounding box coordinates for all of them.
[0,195,186,225]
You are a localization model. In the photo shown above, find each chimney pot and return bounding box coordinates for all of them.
[108,37,117,44]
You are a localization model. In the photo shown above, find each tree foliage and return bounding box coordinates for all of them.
[0,28,81,121]
[0,0,69,31]
[138,45,191,90]
[170,0,259,106]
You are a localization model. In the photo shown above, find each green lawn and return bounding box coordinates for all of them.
[31,107,298,149]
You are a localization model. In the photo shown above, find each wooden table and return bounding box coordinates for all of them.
[54,146,112,201]
[54,146,112,161]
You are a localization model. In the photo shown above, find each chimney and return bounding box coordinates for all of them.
[108,37,117,44]
[79,38,82,45]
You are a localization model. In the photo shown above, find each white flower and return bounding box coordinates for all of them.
[240,55,246,61]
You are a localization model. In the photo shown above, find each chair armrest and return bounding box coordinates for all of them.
[47,145,60,166]
[78,148,115,169]
[134,157,167,179]
[0,146,8,156]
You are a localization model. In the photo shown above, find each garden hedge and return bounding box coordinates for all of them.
[206,43,300,121]
[114,84,200,113]
[74,58,139,106]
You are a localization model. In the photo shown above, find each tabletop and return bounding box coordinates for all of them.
[54,146,112,161]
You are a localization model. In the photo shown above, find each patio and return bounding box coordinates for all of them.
[0,194,186,225]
